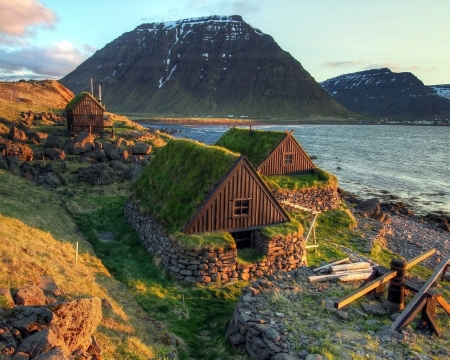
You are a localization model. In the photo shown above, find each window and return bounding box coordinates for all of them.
[283,153,293,165]
[234,198,250,217]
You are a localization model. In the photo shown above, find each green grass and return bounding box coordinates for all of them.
[263,168,338,191]
[132,138,239,235]
[64,192,248,360]
[215,127,285,166]
[260,212,303,238]
[237,248,267,265]
[172,231,236,251]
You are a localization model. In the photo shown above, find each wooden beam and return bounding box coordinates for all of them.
[392,253,450,331]
[437,296,450,315]
[331,262,371,272]
[309,269,374,283]
[313,258,350,273]
[334,270,397,309]
[406,248,436,269]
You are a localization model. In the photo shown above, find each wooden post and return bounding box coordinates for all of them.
[386,258,407,312]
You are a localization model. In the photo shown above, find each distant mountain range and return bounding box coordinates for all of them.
[0,74,59,82]
[320,68,450,119]
[60,15,354,119]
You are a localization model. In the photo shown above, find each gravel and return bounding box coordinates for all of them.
[385,215,450,269]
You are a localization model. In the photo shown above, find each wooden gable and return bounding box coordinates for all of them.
[258,132,316,176]
[182,156,289,234]
[66,92,105,133]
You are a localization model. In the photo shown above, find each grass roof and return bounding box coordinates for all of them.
[65,92,104,110]
[215,127,285,166]
[132,139,239,234]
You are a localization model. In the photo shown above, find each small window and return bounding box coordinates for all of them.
[234,198,250,217]
[283,153,293,165]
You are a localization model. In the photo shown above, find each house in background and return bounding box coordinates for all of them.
[215,127,316,176]
[65,92,110,134]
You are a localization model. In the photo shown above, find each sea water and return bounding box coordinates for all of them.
[144,123,449,215]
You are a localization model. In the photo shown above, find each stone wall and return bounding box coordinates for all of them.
[124,198,307,285]
[274,186,340,212]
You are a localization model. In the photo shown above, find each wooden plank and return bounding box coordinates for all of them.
[392,253,450,331]
[339,272,373,282]
[334,270,397,309]
[436,296,450,315]
[309,269,374,283]
[393,293,428,330]
[422,295,441,337]
[331,262,371,272]
[313,258,350,273]
[406,248,436,269]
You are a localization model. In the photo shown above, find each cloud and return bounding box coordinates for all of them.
[0,0,58,44]
[0,41,96,77]
[320,60,436,74]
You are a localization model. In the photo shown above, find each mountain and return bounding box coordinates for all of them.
[60,15,354,118]
[320,68,450,119]
[429,84,450,99]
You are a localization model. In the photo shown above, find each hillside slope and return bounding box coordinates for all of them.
[60,15,355,119]
[321,68,450,119]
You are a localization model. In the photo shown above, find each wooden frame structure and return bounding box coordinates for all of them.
[183,156,289,234]
[65,92,112,135]
[334,250,450,337]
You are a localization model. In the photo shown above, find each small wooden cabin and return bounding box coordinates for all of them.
[65,92,105,134]
[215,128,316,176]
[132,139,289,246]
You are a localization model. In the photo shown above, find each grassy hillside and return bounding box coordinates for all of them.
[0,170,174,359]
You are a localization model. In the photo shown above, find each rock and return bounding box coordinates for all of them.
[132,142,152,155]
[273,354,301,360]
[14,285,47,306]
[33,347,69,359]
[16,328,63,358]
[76,164,116,185]
[356,198,380,218]
[44,136,65,149]
[45,148,66,161]
[26,132,48,144]
[361,302,387,316]
[9,127,27,142]
[8,306,57,334]
[103,142,121,161]
[64,132,95,155]
[305,355,325,360]
[47,297,102,352]
[37,276,62,297]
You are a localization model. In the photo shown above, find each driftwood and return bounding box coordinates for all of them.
[309,269,373,283]
[331,262,371,272]
[313,258,350,273]
[339,272,373,282]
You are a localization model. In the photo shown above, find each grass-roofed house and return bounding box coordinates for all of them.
[216,127,340,212]
[65,92,111,134]
[125,138,307,284]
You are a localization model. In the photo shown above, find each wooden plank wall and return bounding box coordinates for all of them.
[258,135,315,175]
[70,96,104,131]
[184,159,287,233]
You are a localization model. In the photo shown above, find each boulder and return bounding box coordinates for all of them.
[16,328,63,358]
[45,148,66,161]
[64,132,95,155]
[8,306,57,334]
[44,136,65,149]
[9,127,27,142]
[76,164,116,185]
[26,132,48,144]
[355,198,380,218]
[103,143,121,161]
[132,142,152,155]
[47,297,102,353]
[82,148,108,162]
[14,285,46,306]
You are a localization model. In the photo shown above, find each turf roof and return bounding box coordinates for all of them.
[132,138,239,234]
[215,127,285,166]
[65,92,105,110]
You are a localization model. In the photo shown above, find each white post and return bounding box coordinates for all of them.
[99,84,102,103]
[90,78,93,96]
[75,242,79,264]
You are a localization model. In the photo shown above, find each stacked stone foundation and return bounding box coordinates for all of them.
[125,198,307,285]
[274,186,340,212]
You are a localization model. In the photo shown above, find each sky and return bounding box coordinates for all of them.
[0,0,449,85]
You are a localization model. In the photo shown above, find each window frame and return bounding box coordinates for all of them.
[233,198,251,218]
[283,152,294,166]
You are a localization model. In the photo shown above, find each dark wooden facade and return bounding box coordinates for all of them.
[66,93,105,133]
[258,132,316,176]
[182,156,289,234]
